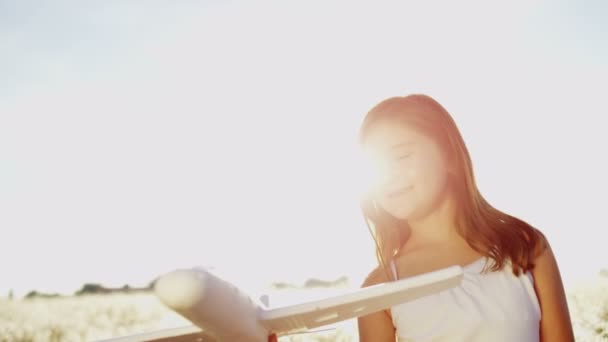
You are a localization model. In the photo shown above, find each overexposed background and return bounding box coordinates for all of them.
[1,0,607,298]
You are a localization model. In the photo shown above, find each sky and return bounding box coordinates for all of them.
[1,0,607,298]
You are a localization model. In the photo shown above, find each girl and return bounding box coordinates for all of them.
[356,94,574,342]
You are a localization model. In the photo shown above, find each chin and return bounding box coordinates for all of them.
[391,211,413,221]
[383,204,415,221]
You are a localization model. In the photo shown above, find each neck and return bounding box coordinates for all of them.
[406,190,461,246]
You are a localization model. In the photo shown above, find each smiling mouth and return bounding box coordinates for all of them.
[388,186,413,198]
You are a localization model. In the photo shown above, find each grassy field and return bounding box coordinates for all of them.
[1,275,607,342]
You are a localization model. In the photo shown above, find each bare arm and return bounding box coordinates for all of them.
[357,267,396,342]
[531,239,575,342]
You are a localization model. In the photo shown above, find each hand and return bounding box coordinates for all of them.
[268,333,278,342]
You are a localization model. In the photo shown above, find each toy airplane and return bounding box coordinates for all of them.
[99,265,463,342]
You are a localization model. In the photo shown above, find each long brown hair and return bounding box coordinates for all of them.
[358,94,546,280]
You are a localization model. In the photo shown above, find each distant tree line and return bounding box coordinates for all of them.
[272,276,349,290]
[22,280,156,299]
[16,275,352,299]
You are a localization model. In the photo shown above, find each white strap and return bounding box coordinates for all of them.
[390,260,398,281]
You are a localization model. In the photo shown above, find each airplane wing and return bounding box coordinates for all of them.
[98,265,463,341]
[259,265,463,335]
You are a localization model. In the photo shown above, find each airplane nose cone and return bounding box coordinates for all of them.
[154,269,207,310]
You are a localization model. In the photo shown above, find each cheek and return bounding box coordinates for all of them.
[371,162,420,217]
[416,155,449,196]
[371,152,449,216]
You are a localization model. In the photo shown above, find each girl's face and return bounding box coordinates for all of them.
[363,119,451,221]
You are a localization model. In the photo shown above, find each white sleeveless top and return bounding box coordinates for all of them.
[389,257,541,342]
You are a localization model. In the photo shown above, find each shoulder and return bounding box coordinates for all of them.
[530,234,559,284]
[361,265,392,288]
[358,266,395,330]
[530,233,575,341]
[530,232,561,286]
[528,228,557,279]
[531,227,550,259]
